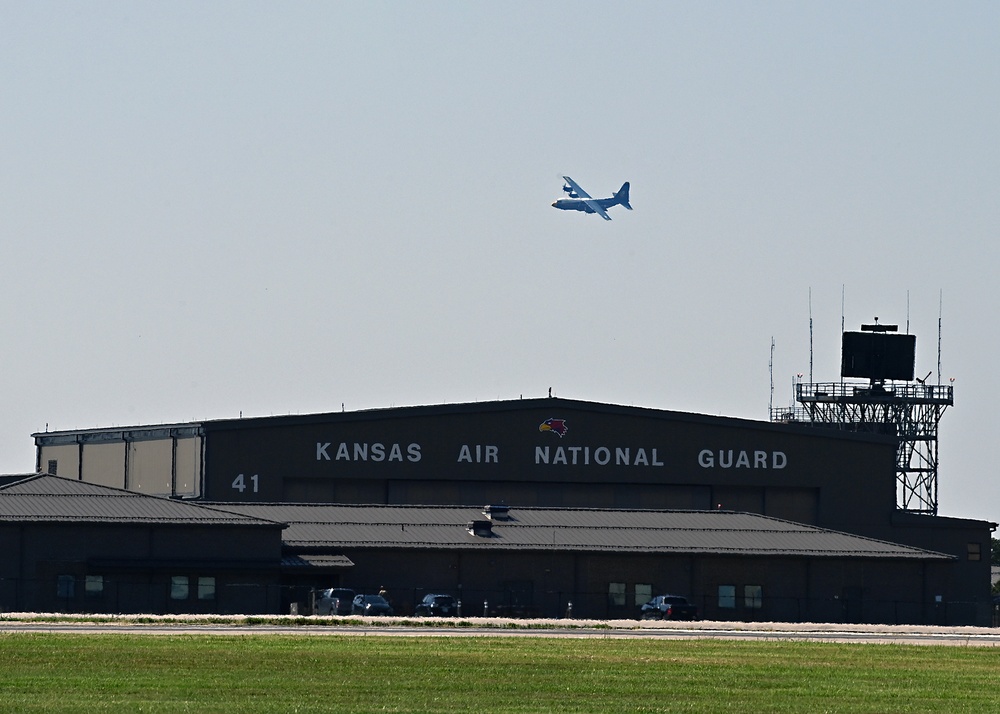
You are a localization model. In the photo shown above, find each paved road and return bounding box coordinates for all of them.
[3,620,1000,646]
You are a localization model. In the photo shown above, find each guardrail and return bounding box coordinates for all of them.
[795,382,953,404]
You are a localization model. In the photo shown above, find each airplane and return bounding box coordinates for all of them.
[551,176,632,220]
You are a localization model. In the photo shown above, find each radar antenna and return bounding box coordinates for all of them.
[770,310,952,515]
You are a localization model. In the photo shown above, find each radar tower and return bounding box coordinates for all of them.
[771,319,953,514]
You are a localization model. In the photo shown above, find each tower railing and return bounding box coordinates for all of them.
[770,380,952,515]
[794,382,953,405]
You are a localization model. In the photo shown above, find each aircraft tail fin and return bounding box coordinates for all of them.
[615,182,632,210]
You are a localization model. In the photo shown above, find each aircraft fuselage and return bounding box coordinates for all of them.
[551,198,596,213]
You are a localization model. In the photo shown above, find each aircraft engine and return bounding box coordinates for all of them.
[562,184,578,197]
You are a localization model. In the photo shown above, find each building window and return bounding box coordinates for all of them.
[718,585,736,609]
[47,459,58,475]
[197,577,216,601]
[744,585,763,610]
[608,582,626,607]
[171,576,190,600]
[85,575,104,596]
[968,543,981,561]
[634,583,652,607]
[56,575,75,599]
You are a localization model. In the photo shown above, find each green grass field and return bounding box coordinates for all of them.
[0,634,998,712]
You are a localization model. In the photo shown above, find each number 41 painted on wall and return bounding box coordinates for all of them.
[231,473,259,493]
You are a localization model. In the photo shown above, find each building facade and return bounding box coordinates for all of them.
[0,475,959,624]
[29,398,997,624]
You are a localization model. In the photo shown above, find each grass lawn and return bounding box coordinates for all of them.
[0,633,998,712]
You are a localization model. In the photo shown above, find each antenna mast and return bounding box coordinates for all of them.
[769,337,775,414]
[937,290,943,385]
[809,288,814,384]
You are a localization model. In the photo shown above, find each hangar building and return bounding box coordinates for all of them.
[0,474,957,622]
[30,397,996,624]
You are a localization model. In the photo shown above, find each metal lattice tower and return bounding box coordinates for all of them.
[772,381,953,514]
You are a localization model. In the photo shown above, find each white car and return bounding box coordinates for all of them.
[315,587,355,615]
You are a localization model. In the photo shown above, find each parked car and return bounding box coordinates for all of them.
[352,593,394,616]
[639,594,699,621]
[414,593,457,617]
[316,587,355,615]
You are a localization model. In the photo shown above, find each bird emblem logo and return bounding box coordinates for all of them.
[539,418,568,438]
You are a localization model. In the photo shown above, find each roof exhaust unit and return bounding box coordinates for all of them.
[467,520,494,537]
[482,504,510,520]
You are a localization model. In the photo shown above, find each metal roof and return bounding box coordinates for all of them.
[33,396,893,446]
[0,475,283,528]
[281,554,354,569]
[217,503,952,560]
[0,477,950,561]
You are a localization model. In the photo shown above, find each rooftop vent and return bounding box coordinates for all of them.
[467,519,494,537]
[483,504,510,520]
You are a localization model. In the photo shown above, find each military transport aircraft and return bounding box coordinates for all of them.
[551,176,632,220]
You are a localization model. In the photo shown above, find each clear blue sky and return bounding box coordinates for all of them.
[2,2,997,521]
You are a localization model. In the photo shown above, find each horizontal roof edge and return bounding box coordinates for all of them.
[32,397,897,446]
[33,424,204,444]
[283,540,952,560]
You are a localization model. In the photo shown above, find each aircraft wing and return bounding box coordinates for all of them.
[588,201,613,220]
[587,198,611,221]
[562,176,612,220]
[561,176,591,199]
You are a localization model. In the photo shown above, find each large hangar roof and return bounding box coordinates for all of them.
[32,396,895,445]
[0,475,283,528]
[217,502,950,561]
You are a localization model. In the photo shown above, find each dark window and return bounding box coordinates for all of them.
[744,585,763,609]
[634,583,652,607]
[57,575,75,599]
[171,576,189,600]
[718,585,736,609]
[968,543,981,561]
[197,577,216,600]
[608,582,625,606]
[85,575,104,596]
[47,460,58,475]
